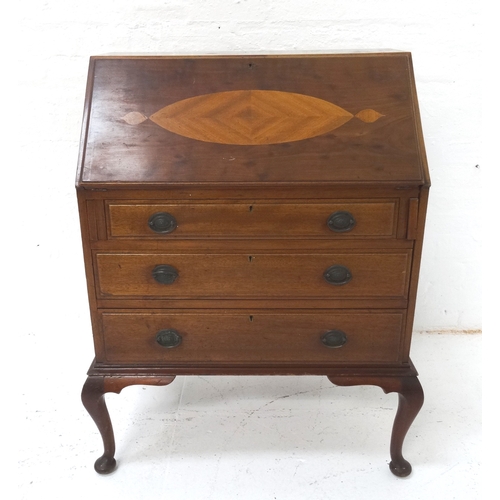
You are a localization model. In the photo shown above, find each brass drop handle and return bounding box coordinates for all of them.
[148,212,177,233]
[323,265,352,285]
[327,211,356,232]
[156,329,182,348]
[152,265,179,284]
[321,330,347,348]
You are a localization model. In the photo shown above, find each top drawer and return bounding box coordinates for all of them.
[106,200,398,239]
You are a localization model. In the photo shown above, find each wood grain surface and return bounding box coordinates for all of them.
[95,250,411,299]
[148,90,360,145]
[78,53,427,186]
[107,200,397,238]
[100,310,404,364]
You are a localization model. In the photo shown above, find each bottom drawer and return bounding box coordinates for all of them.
[100,310,405,365]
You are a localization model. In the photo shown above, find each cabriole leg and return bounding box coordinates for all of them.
[81,376,116,474]
[81,375,176,474]
[327,374,424,477]
[388,376,424,477]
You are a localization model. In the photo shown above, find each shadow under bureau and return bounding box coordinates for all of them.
[77,53,430,476]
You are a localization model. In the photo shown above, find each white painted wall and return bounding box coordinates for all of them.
[14,0,481,333]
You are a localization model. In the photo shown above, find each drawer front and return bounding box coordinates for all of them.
[106,201,397,239]
[95,251,411,299]
[100,310,404,364]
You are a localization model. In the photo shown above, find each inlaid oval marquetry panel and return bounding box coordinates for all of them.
[122,90,384,145]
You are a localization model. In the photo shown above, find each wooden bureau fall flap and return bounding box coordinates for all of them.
[77,53,430,477]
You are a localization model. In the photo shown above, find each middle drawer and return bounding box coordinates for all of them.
[95,251,411,299]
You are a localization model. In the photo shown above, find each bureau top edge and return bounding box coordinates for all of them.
[76,53,430,188]
[88,51,409,59]
[75,180,430,191]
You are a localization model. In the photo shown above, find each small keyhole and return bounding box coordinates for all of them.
[248,256,253,262]
[249,315,253,322]
[249,205,253,212]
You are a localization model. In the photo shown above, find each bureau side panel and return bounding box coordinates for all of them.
[75,58,96,188]
[400,185,429,360]
[77,190,106,361]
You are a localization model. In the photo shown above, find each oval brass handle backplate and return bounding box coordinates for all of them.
[156,329,182,348]
[323,265,352,285]
[321,330,347,348]
[152,264,179,284]
[148,212,177,234]
[327,211,356,233]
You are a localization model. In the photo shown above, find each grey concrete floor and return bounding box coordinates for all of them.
[19,332,481,500]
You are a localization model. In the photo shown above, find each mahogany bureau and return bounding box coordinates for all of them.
[77,53,430,476]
